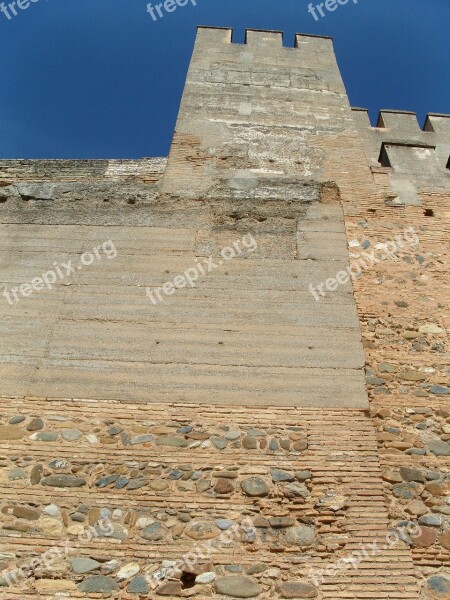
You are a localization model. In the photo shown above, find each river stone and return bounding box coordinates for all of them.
[429,386,450,395]
[48,459,68,470]
[131,434,154,445]
[392,483,417,499]
[142,523,164,541]
[247,429,266,437]
[177,425,193,433]
[155,436,189,447]
[398,370,427,381]
[149,479,169,491]
[215,478,234,494]
[0,426,23,440]
[269,439,279,451]
[128,477,148,490]
[41,474,86,488]
[406,448,426,455]
[427,575,450,595]
[78,575,119,593]
[271,469,294,482]
[212,436,227,449]
[283,482,310,498]
[366,376,386,385]
[8,468,26,480]
[399,466,425,483]
[406,499,428,516]
[215,576,262,598]
[412,526,437,547]
[101,522,128,540]
[317,492,347,511]
[285,525,316,547]
[292,439,308,451]
[128,576,149,594]
[439,531,450,550]
[43,504,60,517]
[225,430,241,440]
[31,432,58,442]
[70,557,101,574]
[117,562,140,580]
[428,439,450,456]
[12,506,39,520]
[419,515,442,527]
[30,463,43,485]
[278,581,318,598]
[61,429,83,441]
[216,519,233,530]
[295,470,312,481]
[115,476,129,489]
[246,564,267,575]
[241,477,270,497]
[8,415,25,425]
[419,324,443,334]
[196,571,216,584]
[242,435,257,449]
[96,474,119,488]
[185,521,220,540]
[26,418,44,431]
[425,480,450,496]
[108,425,122,436]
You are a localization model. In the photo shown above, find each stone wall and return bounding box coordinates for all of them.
[0,25,449,600]
[352,109,450,205]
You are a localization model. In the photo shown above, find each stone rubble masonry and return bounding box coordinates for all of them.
[0,25,449,600]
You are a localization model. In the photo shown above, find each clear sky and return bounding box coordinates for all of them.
[0,0,449,158]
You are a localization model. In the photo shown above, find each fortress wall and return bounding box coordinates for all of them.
[0,26,449,600]
[351,108,450,205]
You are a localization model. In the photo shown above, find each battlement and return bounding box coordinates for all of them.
[196,25,333,48]
[351,107,450,135]
[352,108,450,185]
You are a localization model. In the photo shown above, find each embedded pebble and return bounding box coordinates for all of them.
[61,429,83,442]
[26,418,44,431]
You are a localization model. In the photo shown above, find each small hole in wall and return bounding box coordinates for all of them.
[368,208,376,214]
[424,209,434,217]
[180,572,196,589]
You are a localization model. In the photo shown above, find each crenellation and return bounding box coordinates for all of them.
[351,106,450,205]
[351,107,372,129]
[196,25,233,45]
[245,29,284,47]
[197,26,335,52]
[424,112,450,133]
[377,109,421,132]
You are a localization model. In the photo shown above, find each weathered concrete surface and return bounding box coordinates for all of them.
[0,211,366,407]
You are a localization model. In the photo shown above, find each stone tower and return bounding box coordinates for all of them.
[0,27,448,600]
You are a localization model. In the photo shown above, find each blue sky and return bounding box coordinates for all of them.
[0,0,449,158]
